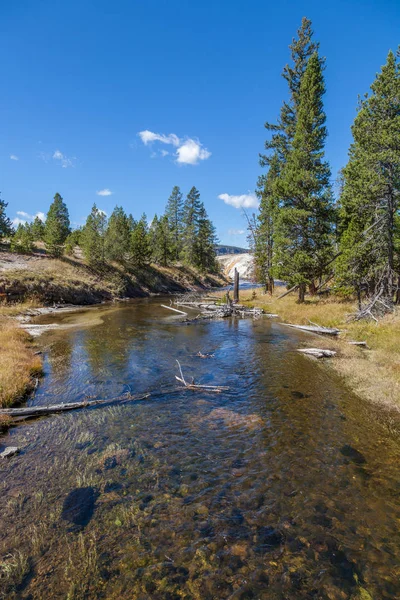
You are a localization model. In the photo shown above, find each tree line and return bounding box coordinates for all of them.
[0,185,219,273]
[253,17,400,314]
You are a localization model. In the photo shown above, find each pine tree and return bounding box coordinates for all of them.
[338,49,400,311]
[0,194,13,239]
[10,223,34,253]
[80,204,107,266]
[44,193,70,256]
[255,18,319,291]
[105,206,132,265]
[254,153,280,292]
[274,52,334,301]
[151,214,173,266]
[64,229,82,256]
[194,202,218,272]
[165,186,183,261]
[131,214,152,267]
[181,187,202,265]
[31,216,45,241]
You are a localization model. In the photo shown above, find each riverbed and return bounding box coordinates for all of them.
[1,297,400,599]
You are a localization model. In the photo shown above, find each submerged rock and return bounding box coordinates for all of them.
[291,391,310,399]
[340,444,367,465]
[255,526,284,552]
[61,486,98,531]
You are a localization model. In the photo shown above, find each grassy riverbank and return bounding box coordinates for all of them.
[218,287,400,410]
[0,313,43,412]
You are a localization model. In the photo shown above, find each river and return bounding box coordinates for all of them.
[1,297,400,599]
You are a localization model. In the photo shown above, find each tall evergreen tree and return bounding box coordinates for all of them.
[255,18,319,290]
[131,214,152,267]
[44,193,70,256]
[31,215,45,241]
[165,186,183,261]
[0,194,13,239]
[80,204,107,266]
[105,206,132,265]
[194,202,218,272]
[338,49,400,310]
[274,52,334,301]
[181,186,202,265]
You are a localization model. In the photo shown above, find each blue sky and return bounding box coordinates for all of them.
[1,0,399,246]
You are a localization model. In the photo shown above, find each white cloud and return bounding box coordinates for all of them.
[138,130,180,147]
[96,188,113,196]
[176,139,211,165]
[138,129,211,165]
[12,218,27,227]
[218,192,259,209]
[16,211,31,219]
[228,229,245,235]
[53,149,75,168]
[10,154,19,161]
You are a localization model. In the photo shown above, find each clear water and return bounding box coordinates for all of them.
[1,298,400,599]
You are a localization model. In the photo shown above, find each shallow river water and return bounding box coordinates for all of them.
[1,298,400,599]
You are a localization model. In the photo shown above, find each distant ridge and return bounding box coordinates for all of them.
[215,244,249,255]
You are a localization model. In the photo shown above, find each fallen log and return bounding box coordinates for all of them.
[348,341,369,348]
[277,285,298,299]
[160,304,188,315]
[297,348,337,358]
[0,392,152,418]
[283,323,340,336]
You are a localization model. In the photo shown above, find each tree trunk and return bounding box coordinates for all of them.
[395,276,400,305]
[233,268,239,303]
[298,283,306,303]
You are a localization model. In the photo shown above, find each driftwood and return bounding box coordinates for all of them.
[348,340,369,348]
[176,297,264,322]
[297,348,337,358]
[283,323,341,336]
[0,447,20,459]
[175,361,229,392]
[160,304,188,315]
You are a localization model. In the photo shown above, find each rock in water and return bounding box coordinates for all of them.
[0,446,20,459]
[340,445,367,465]
[61,487,98,531]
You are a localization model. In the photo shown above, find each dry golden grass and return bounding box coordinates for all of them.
[213,287,400,408]
[0,317,43,408]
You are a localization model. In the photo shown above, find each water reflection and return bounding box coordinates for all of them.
[0,299,400,599]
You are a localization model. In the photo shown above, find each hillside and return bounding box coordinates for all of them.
[0,250,226,305]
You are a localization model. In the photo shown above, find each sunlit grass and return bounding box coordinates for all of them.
[0,317,43,408]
